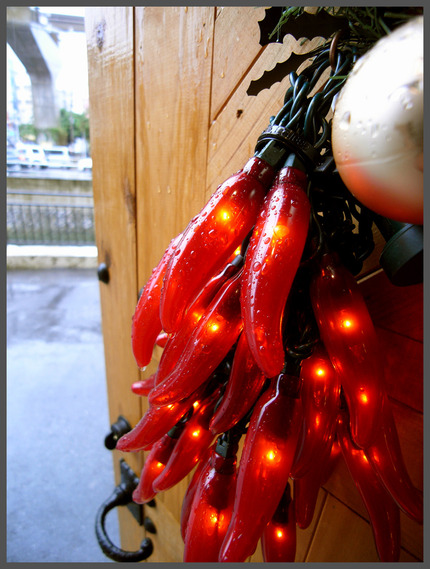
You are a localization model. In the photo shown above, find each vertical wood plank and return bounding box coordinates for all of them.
[133,6,215,561]
[135,5,215,282]
[207,36,323,198]
[85,6,146,555]
[211,6,266,120]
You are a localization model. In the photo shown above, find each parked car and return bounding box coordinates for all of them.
[15,144,49,169]
[7,146,23,170]
[45,146,73,169]
[77,157,92,172]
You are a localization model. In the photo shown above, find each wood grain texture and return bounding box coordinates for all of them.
[143,498,184,562]
[132,6,216,561]
[307,493,381,562]
[134,5,215,283]
[359,270,423,341]
[85,7,148,555]
[207,35,323,199]
[210,6,266,120]
[304,493,420,562]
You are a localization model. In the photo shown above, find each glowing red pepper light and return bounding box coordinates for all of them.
[310,252,385,448]
[131,234,181,369]
[132,431,178,504]
[294,466,321,530]
[337,410,401,562]
[180,445,214,541]
[149,269,243,408]
[160,156,276,334]
[130,374,156,396]
[152,388,220,492]
[261,483,296,562]
[116,382,208,452]
[154,259,241,387]
[155,331,169,348]
[209,331,266,435]
[294,439,337,529]
[365,395,423,524]
[241,158,310,378]
[219,373,302,562]
[290,343,340,478]
[183,445,238,562]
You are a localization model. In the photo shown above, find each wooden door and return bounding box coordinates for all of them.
[86,7,423,562]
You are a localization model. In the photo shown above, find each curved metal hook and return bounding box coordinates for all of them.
[329,29,344,71]
[95,459,154,562]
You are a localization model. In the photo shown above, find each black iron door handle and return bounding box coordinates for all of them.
[95,459,154,562]
[104,415,132,450]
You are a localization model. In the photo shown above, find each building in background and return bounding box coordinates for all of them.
[7,45,33,145]
[6,6,89,152]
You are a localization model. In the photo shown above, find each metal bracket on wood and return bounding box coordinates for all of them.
[95,459,154,562]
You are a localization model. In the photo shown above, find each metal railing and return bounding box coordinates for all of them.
[7,190,96,246]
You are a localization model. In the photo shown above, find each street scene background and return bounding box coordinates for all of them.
[6,7,118,563]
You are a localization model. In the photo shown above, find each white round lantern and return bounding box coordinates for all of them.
[332,16,423,225]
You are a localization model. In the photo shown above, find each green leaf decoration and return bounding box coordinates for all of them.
[258,8,350,47]
[249,7,422,98]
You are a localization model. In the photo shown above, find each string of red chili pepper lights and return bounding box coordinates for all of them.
[116,37,422,563]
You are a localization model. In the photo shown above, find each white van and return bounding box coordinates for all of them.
[45,146,73,169]
[16,144,49,169]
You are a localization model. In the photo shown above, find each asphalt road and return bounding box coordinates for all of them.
[6,268,119,562]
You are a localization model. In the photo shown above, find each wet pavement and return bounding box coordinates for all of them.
[7,268,119,562]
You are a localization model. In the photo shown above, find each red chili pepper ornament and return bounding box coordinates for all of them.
[365,395,423,524]
[261,482,297,562]
[219,372,302,562]
[151,388,220,492]
[293,439,337,529]
[180,445,214,541]
[310,252,385,449]
[290,342,340,478]
[149,269,243,407]
[116,382,208,452]
[241,155,310,378]
[160,154,278,334]
[131,234,181,369]
[130,374,155,397]
[183,440,238,562]
[337,410,401,562]
[209,331,266,435]
[155,331,169,348]
[132,430,179,504]
[154,258,241,388]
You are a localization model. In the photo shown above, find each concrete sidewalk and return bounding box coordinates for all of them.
[7,244,98,270]
[7,268,119,562]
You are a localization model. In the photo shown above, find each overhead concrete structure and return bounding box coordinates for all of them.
[7,7,85,131]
